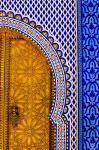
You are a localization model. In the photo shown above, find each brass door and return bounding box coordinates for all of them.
[0,29,52,150]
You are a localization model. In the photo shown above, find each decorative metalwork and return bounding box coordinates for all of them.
[9,105,20,127]
[0,29,53,149]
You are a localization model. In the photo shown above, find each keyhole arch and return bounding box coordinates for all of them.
[0,13,67,149]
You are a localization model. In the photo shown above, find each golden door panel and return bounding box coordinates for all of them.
[0,29,53,150]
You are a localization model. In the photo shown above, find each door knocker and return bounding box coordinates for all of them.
[9,105,20,127]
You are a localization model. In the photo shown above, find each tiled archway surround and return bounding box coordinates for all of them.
[0,0,78,149]
[0,12,71,150]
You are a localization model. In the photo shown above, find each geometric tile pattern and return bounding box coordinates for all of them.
[0,0,77,149]
[65,1,77,149]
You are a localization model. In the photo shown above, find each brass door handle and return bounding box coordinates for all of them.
[9,105,20,127]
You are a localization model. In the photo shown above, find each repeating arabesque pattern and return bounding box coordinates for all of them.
[82,0,99,149]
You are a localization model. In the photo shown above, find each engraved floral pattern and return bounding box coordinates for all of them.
[10,40,50,86]
[34,89,50,114]
[9,38,51,149]
[16,118,44,145]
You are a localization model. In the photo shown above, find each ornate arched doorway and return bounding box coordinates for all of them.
[0,28,55,149]
[0,12,68,150]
